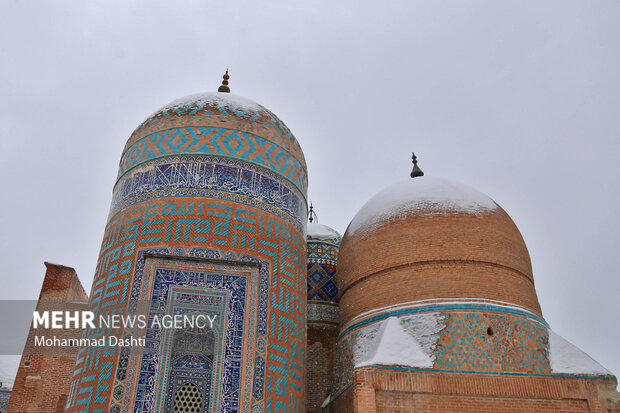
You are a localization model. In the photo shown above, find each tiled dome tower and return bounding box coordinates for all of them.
[329,171,616,412]
[305,220,341,412]
[66,75,308,412]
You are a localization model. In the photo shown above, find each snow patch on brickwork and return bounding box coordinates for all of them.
[354,314,444,368]
[321,394,331,408]
[356,316,433,368]
[307,223,341,241]
[348,177,498,236]
[549,330,611,376]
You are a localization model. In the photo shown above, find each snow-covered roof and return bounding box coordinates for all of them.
[356,316,433,369]
[347,177,498,236]
[307,223,341,242]
[548,330,612,376]
[148,92,265,120]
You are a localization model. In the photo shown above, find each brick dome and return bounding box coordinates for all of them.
[337,177,542,326]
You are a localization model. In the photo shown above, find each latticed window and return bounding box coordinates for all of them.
[173,383,203,413]
[165,324,215,412]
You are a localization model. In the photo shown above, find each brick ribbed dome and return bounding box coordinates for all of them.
[337,177,541,326]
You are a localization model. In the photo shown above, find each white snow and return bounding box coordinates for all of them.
[148,92,265,120]
[548,330,611,376]
[347,298,539,328]
[321,394,331,408]
[356,316,434,368]
[347,177,498,236]
[307,223,341,241]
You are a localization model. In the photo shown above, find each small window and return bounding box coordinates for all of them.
[174,382,203,413]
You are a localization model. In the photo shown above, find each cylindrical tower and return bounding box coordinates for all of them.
[66,80,308,412]
[305,222,341,412]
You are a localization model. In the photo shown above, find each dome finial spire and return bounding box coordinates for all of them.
[308,202,318,223]
[410,152,424,178]
[218,69,230,93]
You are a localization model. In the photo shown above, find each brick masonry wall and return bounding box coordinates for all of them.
[337,207,541,327]
[7,263,88,413]
[307,324,338,413]
[375,391,590,413]
[338,261,541,327]
[332,367,619,413]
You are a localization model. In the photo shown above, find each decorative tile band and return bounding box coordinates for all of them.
[110,155,306,230]
[308,302,339,325]
[307,242,338,262]
[340,303,548,340]
[127,100,305,168]
[333,305,552,395]
[118,126,307,194]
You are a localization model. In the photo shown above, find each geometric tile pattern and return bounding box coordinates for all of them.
[119,94,307,195]
[307,228,340,327]
[307,242,338,263]
[307,263,338,301]
[66,195,307,412]
[128,261,253,412]
[126,95,305,167]
[434,312,550,373]
[119,126,307,195]
[306,233,340,303]
[333,305,551,396]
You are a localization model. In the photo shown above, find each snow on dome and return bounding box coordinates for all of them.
[147,92,265,121]
[348,176,498,236]
[548,330,611,376]
[307,223,341,242]
[356,316,433,369]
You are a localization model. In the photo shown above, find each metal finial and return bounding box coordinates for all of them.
[218,69,230,93]
[410,152,424,178]
[308,203,318,223]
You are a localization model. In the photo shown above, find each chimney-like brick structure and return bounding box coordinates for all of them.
[7,263,88,413]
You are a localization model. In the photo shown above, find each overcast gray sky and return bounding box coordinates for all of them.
[1,0,618,385]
